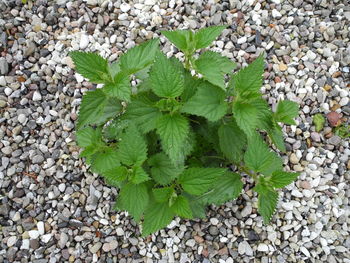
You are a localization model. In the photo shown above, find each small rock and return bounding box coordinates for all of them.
[327,112,341,127]
[272,9,282,18]
[290,153,299,164]
[328,136,341,146]
[116,227,124,236]
[0,57,9,75]
[279,63,288,71]
[80,34,90,49]
[89,242,102,254]
[257,243,269,252]
[7,236,17,247]
[120,3,131,12]
[28,230,40,239]
[32,91,42,101]
[238,241,253,256]
[102,240,118,252]
[185,239,196,247]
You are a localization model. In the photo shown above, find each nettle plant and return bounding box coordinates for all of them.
[70,26,299,236]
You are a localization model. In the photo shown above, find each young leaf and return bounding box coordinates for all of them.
[76,127,102,148]
[91,148,120,173]
[123,94,162,134]
[118,182,149,222]
[130,166,150,184]
[171,195,193,219]
[268,124,286,152]
[149,53,184,98]
[269,171,299,188]
[142,201,174,236]
[244,134,277,173]
[181,71,202,102]
[152,187,174,203]
[102,166,128,187]
[161,30,193,54]
[179,167,226,195]
[196,172,243,206]
[313,113,325,132]
[156,113,189,165]
[148,153,184,185]
[117,125,147,166]
[194,25,227,50]
[218,119,247,162]
[77,89,122,129]
[254,182,279,224]
[120,39,159,74]
[274,100,299,125]
[232,101,258,137]
[194,51,236,90]
[231,54,264,97]
[181,82,228,122]
[103,72,131,102]
[69,51,109,83]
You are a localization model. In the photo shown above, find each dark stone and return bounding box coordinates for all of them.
[45,14,57,26]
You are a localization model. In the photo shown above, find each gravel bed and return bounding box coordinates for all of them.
[0,0,349,262]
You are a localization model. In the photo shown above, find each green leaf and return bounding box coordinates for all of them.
[76,127,102,148]
[194,51,236,90]
[103,72,131,102]
[69,51,109,83]
[274,100,299,125]
[218,119,247,162]
[130,166,150,184]
[117,125,147,166]
[231,54,264,97]
[171,195,193,219]
[156,113,189,165]
[268,124,286,152]
[181,71,202,102]
[251,98,274,131]
[108,61,121,78]
[152,187,174,203]
[148,153,184,185]
[102,166,128,187]
[269,171,299,188]
[313,113,325,132]
[181,82,228,122]
[142,201,174,236]
[232,101,258,137]
[120,39,159,74]
[149,53,184,98]
[260,152,283,176]
[91,148,120,173]
[183,193,207,218]
[103,119,130,141]
[124,94,162,134]
[118,182,149,222]
[162,30,193,54]
[254,182,279,224]
[244,134,277,173]
[194,25,227,50]
[197,172,243,206]
[77,89,122,129]
[179,167,226,195]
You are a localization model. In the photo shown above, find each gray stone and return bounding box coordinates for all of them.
[0,58,9,75]
[328,136,341,146]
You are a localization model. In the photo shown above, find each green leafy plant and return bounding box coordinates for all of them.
[334,123,350,138]
[313,113,325,132]
[70,26,300,236]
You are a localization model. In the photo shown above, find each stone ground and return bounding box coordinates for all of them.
[0,0,350,262]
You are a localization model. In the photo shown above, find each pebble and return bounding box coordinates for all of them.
[238,241,253,256]
[80,34,89,49]
[257,243,269,252]
[28,230,40,239]
[7,236,17,247]
[102,240,118,252]
[32,91,42,101]
[89,242,102,254]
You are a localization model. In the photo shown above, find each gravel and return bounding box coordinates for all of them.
[0,0,349,263]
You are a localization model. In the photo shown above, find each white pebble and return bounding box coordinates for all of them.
[7,236,17,247]
[300,246,310,257]
[80,34,89,49]
[28,230,40,239]
[282,202,294,211]
[120,3,130,12]
[257,243,269,252]
[237,36,247,44]
[272,9,282,18]
[116,227,124,236]
[32,91,42,101]
[210,218,219,225]
[37,221,45,235]
[41,234,52,243]
[21,239,30,250]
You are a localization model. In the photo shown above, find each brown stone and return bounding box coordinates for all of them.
[323,84,332,91]
[300,181,311,189]
[218,247,228,255]
[332,71,341,78]
[327,112,342,127]
[194,235,204,243]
